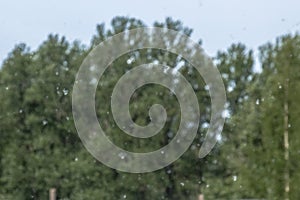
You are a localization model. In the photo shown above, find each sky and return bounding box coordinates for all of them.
[1,0,300,67]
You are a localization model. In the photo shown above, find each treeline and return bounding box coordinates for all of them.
[0,16,300,199]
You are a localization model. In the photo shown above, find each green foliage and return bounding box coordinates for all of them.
[0,17,211,199]
[1,16,300,199]
[221,34,300,199]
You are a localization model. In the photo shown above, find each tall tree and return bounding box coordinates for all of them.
[224,34,300,199]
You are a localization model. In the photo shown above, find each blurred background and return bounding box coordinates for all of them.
[0,0,300,199]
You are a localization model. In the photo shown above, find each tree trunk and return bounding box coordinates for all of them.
[283,78,289,200]
[49,188,56,200]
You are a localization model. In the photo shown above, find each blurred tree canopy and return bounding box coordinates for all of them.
[0,16,300,200]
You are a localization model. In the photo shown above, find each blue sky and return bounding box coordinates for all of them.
[1,0,300,66]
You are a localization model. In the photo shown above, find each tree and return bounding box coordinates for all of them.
[224,34,300,199]
[201,43,255,199]
[0,16,215,199]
